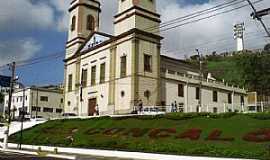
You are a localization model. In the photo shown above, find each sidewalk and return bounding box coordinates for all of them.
[0,120,46,139]
[0,143,254,160]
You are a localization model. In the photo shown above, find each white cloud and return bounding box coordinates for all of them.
[1,0,269,58]
[48,0,72,32]
[51,0,270,58]
[0,0,54,31]
[0,38,41,66]
[158,0,270,58]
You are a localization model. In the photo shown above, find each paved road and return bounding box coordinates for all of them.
[0,151,133,160]
[0,151,66,160]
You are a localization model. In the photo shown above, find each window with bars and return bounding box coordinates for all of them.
[43,107,53,113]
[213,91,218,102]
[81,69,88,88]
[87,15,95,30]
[100,63,106,84]
[196,87,200,100]
[120,56,127,78]
[71,16,76,31]
[40,96,48,102]
[68,74,73,92]
[91,66,96,86]
[228,93,232,104]
[178,84,184,97]
[144,54,152,72]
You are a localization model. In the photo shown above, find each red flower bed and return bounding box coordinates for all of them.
[243,128,270,142]
[206,129,234,141]
[84,128,105,135]
[122,128,150,137]
[102,128,125,136]
[175,128,202,140]
[148,128,177,139]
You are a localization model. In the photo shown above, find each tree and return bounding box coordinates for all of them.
[264,43,270,52]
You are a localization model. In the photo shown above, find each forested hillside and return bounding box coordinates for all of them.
[188,50,270,96]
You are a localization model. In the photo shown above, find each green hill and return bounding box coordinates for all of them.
[200,52,270,97]
[206,56,244,87]
[10,113,270,159]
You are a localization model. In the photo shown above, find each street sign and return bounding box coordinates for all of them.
[0,75,11,87]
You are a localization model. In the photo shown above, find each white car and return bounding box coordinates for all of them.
[31,116,47,122]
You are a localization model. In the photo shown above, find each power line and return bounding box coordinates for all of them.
[0,51,65,71]
[162,30,266,55]
[146,0,247,32]
[158,0,264,33]
[162,32,267,56]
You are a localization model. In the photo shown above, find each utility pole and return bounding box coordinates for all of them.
[196,49,202,113]
[19,86,25,150]
[247,0,270,37]
[3,62,16,150]
[35,88,38,118]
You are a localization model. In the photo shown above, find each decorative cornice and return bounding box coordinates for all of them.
[64,28,163,62]
[114,5,160,18]
[69,3,101,12]
[114,11,161,24]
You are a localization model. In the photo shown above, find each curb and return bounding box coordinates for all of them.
[0,148,76,160]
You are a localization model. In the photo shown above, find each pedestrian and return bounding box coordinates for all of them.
[139,100,143,113]
[96,104,99,116]
[174,101,177,112]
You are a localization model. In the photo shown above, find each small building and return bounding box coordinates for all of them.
[0,75,11,114]
[247,92,270,112]
[4,85,64,119]
[160,55,247,113]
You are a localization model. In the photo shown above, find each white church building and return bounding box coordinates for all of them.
[64,0,247,116]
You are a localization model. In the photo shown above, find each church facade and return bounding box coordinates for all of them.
[64,0,247,116]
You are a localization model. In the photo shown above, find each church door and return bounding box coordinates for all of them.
[88,98,97,116]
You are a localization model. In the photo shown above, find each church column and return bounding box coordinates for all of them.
[156,44,161,106]
[131,39,140,107]
[108,46,117,114]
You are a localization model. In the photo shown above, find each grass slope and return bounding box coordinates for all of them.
[10,113,270,159]
[206,56,244,87]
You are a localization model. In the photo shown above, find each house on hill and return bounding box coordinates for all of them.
[63,0,247,116]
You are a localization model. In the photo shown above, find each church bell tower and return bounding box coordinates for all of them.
[66,0,101,59]
[114,0,160,36]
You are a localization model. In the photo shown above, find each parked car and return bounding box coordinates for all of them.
[31,116,47,121]
[62,113,77,117]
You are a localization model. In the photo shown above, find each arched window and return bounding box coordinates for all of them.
[71,16,76,31]
[87,15,95,31]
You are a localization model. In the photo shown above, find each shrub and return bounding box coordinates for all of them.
[247,113,270,120]
[209,112,237,119]
[164,112,209,120]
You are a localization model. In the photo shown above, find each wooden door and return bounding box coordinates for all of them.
[88,98,97,116]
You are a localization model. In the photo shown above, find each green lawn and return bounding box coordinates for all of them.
[10,113,270,159]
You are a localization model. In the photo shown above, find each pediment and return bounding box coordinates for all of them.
[81,32,113,52]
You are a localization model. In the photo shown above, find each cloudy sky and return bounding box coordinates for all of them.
[0,0,269,86]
